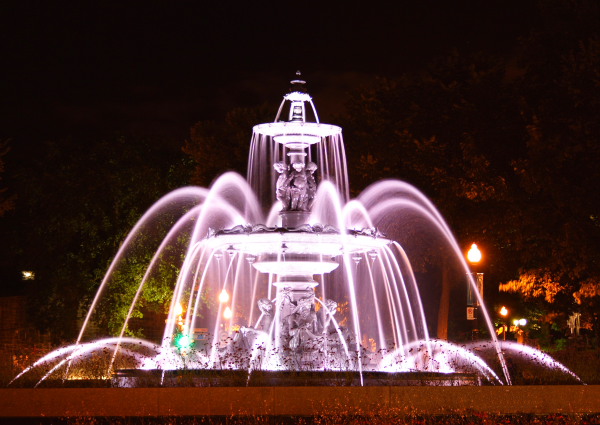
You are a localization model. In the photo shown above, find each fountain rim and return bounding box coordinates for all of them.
[252,122,342,140]
[203,226,390,257]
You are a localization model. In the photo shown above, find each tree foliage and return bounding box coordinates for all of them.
[340,0,600,339]
[3,135,189,341]
[183,104,275,187]
[0,139,15,216]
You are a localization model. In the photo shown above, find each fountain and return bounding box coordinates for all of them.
[11,73,581,387]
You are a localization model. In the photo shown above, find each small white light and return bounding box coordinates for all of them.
[219,289,230,304]
[223,306,233,320]
[22,271,35,280]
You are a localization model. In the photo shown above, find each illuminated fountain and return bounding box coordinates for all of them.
[12,74,581,387]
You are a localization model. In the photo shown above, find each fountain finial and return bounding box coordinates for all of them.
[289,70,307,93]
[253,73,341,147]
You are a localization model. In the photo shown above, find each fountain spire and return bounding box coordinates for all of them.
[289,70,307,93]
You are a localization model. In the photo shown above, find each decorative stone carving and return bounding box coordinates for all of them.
[273,160,318,212]
[257,298,274,331]
[274,161,291,209]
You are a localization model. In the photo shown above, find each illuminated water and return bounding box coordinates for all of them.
[11,75,580,387]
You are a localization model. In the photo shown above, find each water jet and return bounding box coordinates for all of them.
[11,73,581,388]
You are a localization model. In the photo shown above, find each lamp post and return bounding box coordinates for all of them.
[499,306,509,341]
[513,318,527,344]
[466,243,484,340]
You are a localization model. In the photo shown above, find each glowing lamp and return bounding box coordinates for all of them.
[499,306,508,317]
[518,318,527,326]
[219,289,230,304]
[223,306,233,320]
[467,244,482,264]
[174,302,183,317]
[175,333,194,350]
[21,271,35,280]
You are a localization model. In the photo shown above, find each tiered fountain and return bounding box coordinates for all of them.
[11,74,581,387]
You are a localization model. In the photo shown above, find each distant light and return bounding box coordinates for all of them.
[174,302,183,317]
[219,289,230,304]
[223,306,233,320]
[499,306,509,317]
[21,271,35,280]
[467,244,482,264]
[518,318,527,326]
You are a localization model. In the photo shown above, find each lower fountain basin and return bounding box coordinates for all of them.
[204,224,390,257]
[112,369,481,388]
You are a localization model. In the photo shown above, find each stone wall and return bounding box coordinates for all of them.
[1,386,599,417]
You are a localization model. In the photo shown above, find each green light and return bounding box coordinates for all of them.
[175,333,194,350]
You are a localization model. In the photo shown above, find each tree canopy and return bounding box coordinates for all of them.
[0,134,189,341]
[0,139,15,217]
[337,0,600,341]
[183,104,275,187]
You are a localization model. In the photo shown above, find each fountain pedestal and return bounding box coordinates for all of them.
[280,211,311,228]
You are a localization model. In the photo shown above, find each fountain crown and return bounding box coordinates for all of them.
[253,72,341,149]
[276,71,318,124]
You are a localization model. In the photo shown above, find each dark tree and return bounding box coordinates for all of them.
[0,139,15,216]
[183,104,275,187]
[3,135,189,341]
[340,0,600,343]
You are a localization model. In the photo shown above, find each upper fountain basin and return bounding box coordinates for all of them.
[253,122,342,148]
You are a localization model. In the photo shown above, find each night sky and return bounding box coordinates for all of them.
[0,1,536,151]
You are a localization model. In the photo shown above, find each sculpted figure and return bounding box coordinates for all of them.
[325,299,338,316]
[289,322,315,351]
[303,161,317,210]
[321,299,338,333]
[258,298,273,316]
[289,162,308,211]
[279,288,294,337]
[257,298,274,331]
[285,294,318,351]
[274,160,317,212]
[274,161,291,209]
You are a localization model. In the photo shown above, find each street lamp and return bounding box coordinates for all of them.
[499,306,509,340]
[219,288,230,304]
[467,244,482,264]
[514,318,527,327]
[174,302,184,317]
[512,318,528,344]
[466,243,484,340]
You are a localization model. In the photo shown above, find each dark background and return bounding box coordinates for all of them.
[0,1,535,147]
[1,0,598,349]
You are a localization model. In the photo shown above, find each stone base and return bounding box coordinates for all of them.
[280,211,310,228]
[1,385,597,417]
